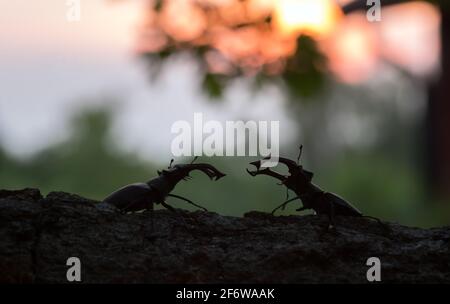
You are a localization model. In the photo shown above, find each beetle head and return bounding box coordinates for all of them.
[247,145,314,182]
[246,159,288,184]
[157,169,169,176]
[247,159,273,175]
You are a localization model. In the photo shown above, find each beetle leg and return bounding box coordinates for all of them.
[119,196,144,214]
[161,201,177,213]
[161,201,190,227]
[281,188,290,210]
[328,201,336,230]
[149,201,154,232]
[362,216,391,233]
[167,194,208,211]
[271,196,301,215]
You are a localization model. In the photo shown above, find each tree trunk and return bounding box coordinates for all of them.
[427,4,450,200]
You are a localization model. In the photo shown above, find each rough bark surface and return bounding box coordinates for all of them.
[1,188,449,283]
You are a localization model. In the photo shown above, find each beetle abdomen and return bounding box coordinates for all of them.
[103,183,155,211]
[310,192,362,217]
[325,192,362,216]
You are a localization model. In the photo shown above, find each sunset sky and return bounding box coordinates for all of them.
[0,0,441,160]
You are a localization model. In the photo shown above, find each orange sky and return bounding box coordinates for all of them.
[0,0,441,84]
[138,0,441,83]
[325,1,441,82]
[0,0,441,160]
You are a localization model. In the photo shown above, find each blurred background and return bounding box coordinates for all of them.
[1,0,449,227]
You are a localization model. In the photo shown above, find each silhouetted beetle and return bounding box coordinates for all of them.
[103,157,225,228]
[247,146,386,229]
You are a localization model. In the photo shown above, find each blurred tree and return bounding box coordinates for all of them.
[343,0,450,202]
[137,0,450,203]
[0,104,448,226]
[138,0,332,98]
[130,0,450,222]
[138,0,446,99]
[0,106,287,215]
[0,107,157,200]
[427,4,450,202]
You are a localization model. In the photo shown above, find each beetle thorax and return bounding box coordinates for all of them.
[147,175,175,198]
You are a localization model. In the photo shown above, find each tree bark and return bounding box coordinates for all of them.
[0,189,449,283]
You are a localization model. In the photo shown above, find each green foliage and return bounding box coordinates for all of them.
[272,151,450,227]
[143,36,327,100]
[142,35,328,100]
[172,157,286,215]
[0,108,157,200]
[202,73,226,99]
[0,107,287,214]
[1,106,448,227]
[154,0,163,12]
[317,154,426,223]
[282,36,327,99]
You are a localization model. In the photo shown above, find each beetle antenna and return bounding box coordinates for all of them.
[297,145,303,165]
[191,156,198,164]
[168,159,174,169]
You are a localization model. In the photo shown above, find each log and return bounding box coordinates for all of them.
[0,189,449,283]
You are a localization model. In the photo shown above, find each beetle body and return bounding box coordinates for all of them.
[103,183,158,212]
[247,147,377,228]
[299,190,362,217]
[104,161,225,214]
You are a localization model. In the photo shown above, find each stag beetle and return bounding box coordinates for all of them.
[247,146,386,229]
[103,157,225,228]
